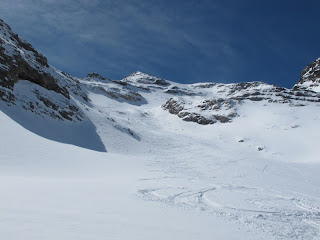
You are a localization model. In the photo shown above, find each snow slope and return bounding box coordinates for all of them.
[2,76,320,239]
[0,110,254,240]
[294,57,320,92]
[1,19,320,239]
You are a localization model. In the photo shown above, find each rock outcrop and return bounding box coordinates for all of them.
[0,19,84,121]
[294,58,320,92]
[162,80,320,125]
[0,19,69,99]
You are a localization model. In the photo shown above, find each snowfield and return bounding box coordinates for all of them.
[1,76,320,240]
[0,110,249,240]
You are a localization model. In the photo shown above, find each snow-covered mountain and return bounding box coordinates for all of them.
[1,19,320,240]
[1,17,319,130]
[294,57,320,92]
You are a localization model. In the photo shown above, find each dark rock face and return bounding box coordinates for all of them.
[103,88,145,103]
[0,20,48,67]
[162,79,320,125]
[154,79,170,86]
[0,19,86,122]
[0,19,69,99]
[229,88,320,103]
[87,72,111,81]
[182,113,216,125]
[228,82,264,93]
[162,98,185,115]
[0,87,15,104]
[89,83,148,105]
[191,83,218,89]
[294,58,320,91]
[2,57,69,98]
[298,58,320,85]
[197,98,236,111]
[25,89,83,121]
[164,86,199,96]
[162,98,238,125]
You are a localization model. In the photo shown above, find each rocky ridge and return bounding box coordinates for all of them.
[0,19,86,121]
[161,81,320,125]
[294,57,320,92]
[0,19,320,127]
[121,71,170,87]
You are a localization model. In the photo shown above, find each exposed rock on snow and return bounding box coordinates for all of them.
[87,72,111,81]
[294,57,320,92]
[164,85,199,96]
[0,19,86,122]
[162,97,238,125]
[122,71,170,87]
[0,19,68,99]
[162,81,320,125]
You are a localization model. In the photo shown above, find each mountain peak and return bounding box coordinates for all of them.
[123,71,170,86]
[127,71,156,80]
[87,72,108,80]
[294,58,320,92]
[129,71,149,77]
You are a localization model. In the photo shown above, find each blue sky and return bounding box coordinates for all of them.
[1,0,320,88]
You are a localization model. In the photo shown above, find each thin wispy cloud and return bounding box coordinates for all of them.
[1,0,319,87]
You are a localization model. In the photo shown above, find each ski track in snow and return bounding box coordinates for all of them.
[2,82,319,239]
[130,104,320,240]
[1,72,320,239]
